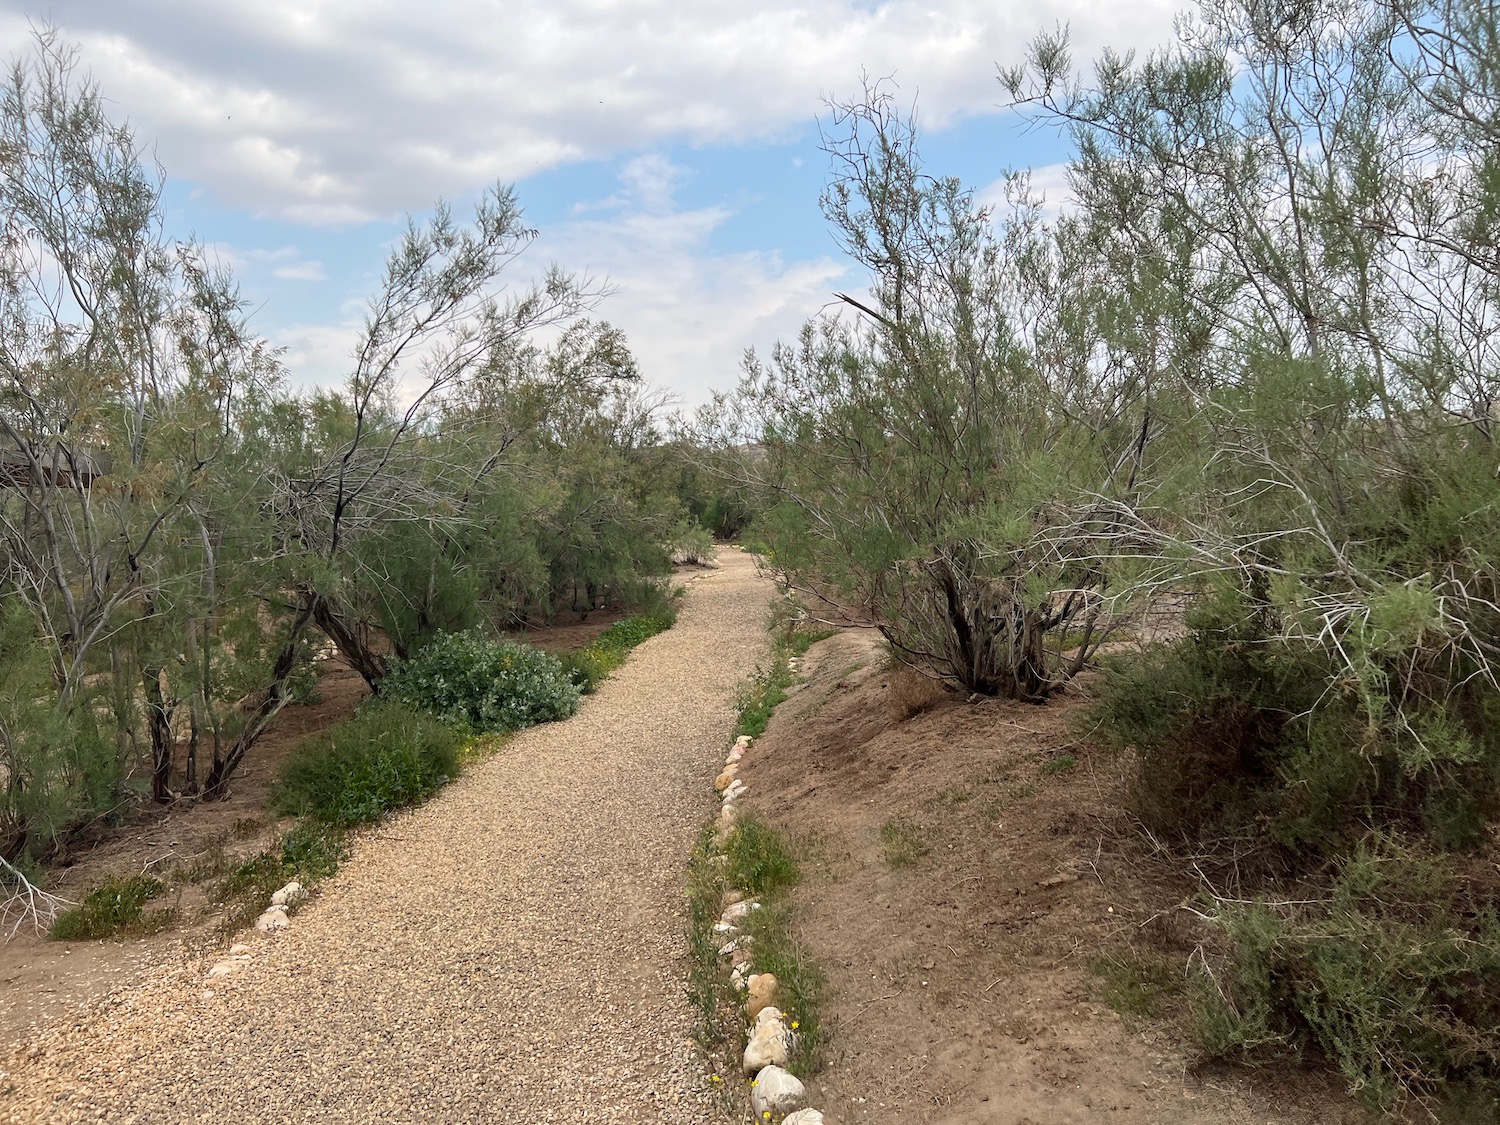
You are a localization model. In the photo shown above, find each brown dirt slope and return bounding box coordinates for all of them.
[1,549,772,1124]
[737,630,1373,1125]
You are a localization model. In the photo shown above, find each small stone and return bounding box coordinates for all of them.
[727,748,744,764]
[205,961,240,981]
[747,972,779,1019]
[228,944,251,956]
[713,922,738,935]
[1037,872,1079,888]
[734,735,752,750]
[782,1111,825,1125]
[721,901,753,922]
[254,907,290,934]
[722,890,745,908]
[270,881,306,908]
[730,962,754,991]
[750,1065,805,1116]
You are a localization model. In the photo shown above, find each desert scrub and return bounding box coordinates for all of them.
[1190,842,1500,1112]
[272,701,465,827]
[50,875,173,941]
[557,609,677,694]
[382,629,579,732]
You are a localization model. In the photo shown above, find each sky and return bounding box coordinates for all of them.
[0,0,1189,407]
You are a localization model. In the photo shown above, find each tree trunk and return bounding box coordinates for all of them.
[143,666,174,803]
[311,594,388,690]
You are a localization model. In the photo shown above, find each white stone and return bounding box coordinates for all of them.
[743,1006,795,1074]
[254,907,290,933]
[750,1066,805,1116]
[727,748,744,764]
[730,962,754,991]
[270,881,306,908]
[205,960,241,981]
[721,900,755,922]
[713,922,738,935]
[228,944,251,956]
[782,1111,825,1125]
[734,735,753,750]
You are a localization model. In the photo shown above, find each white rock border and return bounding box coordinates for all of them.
[705,732,826,1124]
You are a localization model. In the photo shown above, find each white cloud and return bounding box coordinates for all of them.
[534,155,850,406]
[1,0,1187,223]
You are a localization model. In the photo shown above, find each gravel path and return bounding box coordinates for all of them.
[2,550,772,1124]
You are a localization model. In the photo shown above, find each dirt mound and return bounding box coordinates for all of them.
[738,632,1371,1125]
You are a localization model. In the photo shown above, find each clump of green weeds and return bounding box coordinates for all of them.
[50,875,175,941]
[1091,950,1183,1018]
[1042,753,1077,776]
[879,815,931,868]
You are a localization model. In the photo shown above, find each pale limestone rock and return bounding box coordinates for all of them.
[270,881,306,908]
[750,1065,805,1116]
[205,960,241,981]
[782,1111,825,1125]
[721,900,754,922]
[228,943,251,956]
[254,907,290,933]
[743,1013,793,1074]
[747,972,779,1020]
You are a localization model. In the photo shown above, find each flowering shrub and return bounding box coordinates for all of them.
[381,630,580,733]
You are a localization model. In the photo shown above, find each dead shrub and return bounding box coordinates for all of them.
[887,666,947,721]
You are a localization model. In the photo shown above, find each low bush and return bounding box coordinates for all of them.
[272,702,465,827]
[1191,843,1500,1112]
[50,875,170,941]
[668,520,718,566]
[381,629,580,733]
[1088,587,1500,870]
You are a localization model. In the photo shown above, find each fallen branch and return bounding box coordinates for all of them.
[1,856,73,942]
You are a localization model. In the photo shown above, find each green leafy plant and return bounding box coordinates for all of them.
[272,702,465,827]
[381,630,580,733]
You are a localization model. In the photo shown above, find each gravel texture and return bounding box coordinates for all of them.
[1,550,771,1124]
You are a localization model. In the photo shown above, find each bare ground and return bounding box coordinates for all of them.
[1,548,773,1124]
[736,629,1375,1125]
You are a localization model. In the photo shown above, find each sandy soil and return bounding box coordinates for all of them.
[737,630,1374,1125]
[1,549,773,1124]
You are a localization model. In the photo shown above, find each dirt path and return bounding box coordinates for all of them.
[2,549,772,1124]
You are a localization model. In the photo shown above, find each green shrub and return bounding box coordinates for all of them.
[1191,843,1500,1110]
[1088,587,1500,870]
[50,875,169,941]
[381,629,580,733]
[272,702,465,827]
[668,520,718,565]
